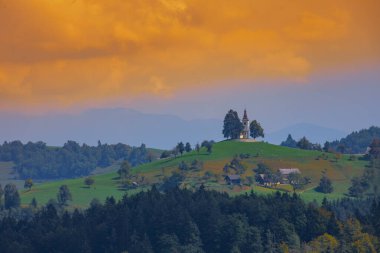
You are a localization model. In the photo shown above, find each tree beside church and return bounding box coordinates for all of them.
[223,109,243,139]
[223,109,264,140]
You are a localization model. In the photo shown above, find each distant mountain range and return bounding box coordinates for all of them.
[0,108,222,149]
[0,108,348,149]
[266,123,348,144]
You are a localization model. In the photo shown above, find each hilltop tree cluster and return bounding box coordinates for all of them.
[0,188,379,252]
[344,139,380,198]
[178,159,204,171]
[222,109,264,140]
[327,126,380,154]
[0,141,154,179]
[223,110,243,139]
[368,139,380,168]
[160,140,214,160]
[281,135,322,151]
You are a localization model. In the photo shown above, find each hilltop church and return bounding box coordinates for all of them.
[240,109,250,139]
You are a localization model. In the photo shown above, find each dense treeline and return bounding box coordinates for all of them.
[281,135,322,151]
[0,141,154,179]
[327,126,380,154]
[0,187,379,253]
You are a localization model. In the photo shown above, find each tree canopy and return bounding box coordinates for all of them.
[118,161,132,179]
[223,109,243,139]
[0,188,379,252]
[249,120,264,139]
[0,141,154,179]
[281,134,297,148]
[328,126,380,154]
[316,171,334,194]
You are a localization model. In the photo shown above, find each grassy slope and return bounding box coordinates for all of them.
[20,141,368,208]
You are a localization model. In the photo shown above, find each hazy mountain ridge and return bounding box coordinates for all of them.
[266,123,348,145]
[0,108,349,149]
[0,108,222,149]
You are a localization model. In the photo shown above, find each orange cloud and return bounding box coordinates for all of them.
[0,0,379,111]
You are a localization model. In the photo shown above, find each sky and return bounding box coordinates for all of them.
[0,0,379,132]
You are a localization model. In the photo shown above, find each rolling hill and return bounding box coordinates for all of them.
[20,141,368,208]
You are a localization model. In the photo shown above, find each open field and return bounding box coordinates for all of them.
[20,141,368,208]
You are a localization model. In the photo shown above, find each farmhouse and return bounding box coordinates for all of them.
[225,174,241,185]
[278,168,300,176]
[278,168,300,184]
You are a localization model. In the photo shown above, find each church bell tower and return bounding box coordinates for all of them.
[240,109,249,139]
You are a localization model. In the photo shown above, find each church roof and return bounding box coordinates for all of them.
[278,168,300,175]
[226,174,241,180]
[243,109,248,120]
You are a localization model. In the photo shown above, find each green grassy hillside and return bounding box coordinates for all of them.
[20,141,368,208]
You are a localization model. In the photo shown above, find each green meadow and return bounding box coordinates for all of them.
[20,141,368,208]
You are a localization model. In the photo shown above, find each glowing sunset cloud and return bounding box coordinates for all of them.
[0,0,379,111]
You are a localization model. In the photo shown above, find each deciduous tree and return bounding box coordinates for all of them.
[288,173,309,193]
[24,178,33,191]
[297,137,312,150]
[84,177,95,188]
[249,120,264,140]
[118,161,131,179]
[223,109,243,139]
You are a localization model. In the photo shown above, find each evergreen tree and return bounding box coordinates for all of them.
[57,185,72,206]
[4,183,20,209]
[223,110,243,139]
[316,170,334,193]
[195,143,200,154]
[249,120,264,140]
[264,230,275,253]
[30,197,38,209]
[185,142,192,153]
[329,126,380,154]
[323,141,330,152]
[281,134,297,148]
[348,176,370,198]
[369,139,380,168]
[297,137,312,150]
[0,184,3,208]
[129,233,154,253]
[177,142,185,155]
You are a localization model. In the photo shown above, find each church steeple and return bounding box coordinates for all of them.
[243,109,248,121]
[240,109,250,139]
